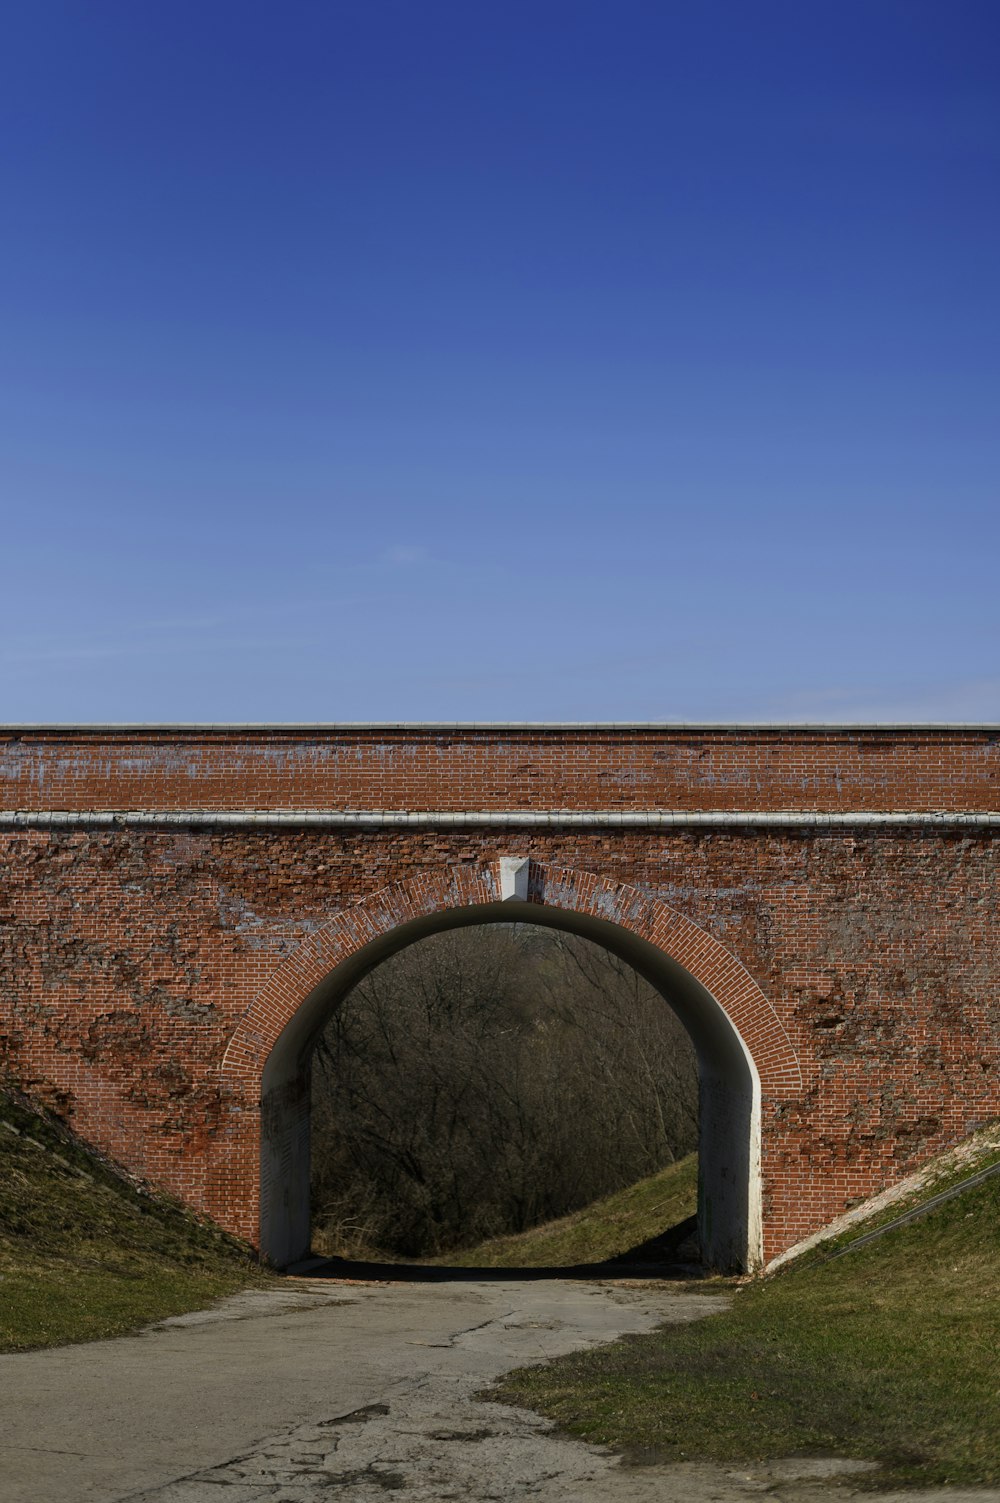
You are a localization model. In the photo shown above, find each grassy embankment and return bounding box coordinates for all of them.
[0,1087,271,1352]
[435,1152,698,1267]
[495,1134,1000,1490]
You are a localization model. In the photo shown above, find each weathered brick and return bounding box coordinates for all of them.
[0,725,997,1264]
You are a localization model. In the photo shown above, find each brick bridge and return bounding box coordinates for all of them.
[1,724,998,1271]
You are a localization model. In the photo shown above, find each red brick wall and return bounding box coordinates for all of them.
[2,724,999,811]
[1,727,998,1264]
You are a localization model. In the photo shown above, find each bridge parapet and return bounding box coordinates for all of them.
[1,723,999,814]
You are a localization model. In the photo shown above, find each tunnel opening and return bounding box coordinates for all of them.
[258,894,762,1274]
[309,922,700,1268]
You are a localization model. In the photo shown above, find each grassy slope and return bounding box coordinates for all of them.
[495,1149,1000,1490]
[433,1153,698,1267]
[0,1088,271,1352]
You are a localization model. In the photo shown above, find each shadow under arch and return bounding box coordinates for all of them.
[221,862,802,1274]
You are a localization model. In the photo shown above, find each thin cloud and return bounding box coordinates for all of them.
[0,595,373,671]
[761,679,1000,724]
[1,643,139,664]
[381,545,431,568]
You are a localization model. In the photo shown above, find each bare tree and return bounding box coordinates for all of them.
[310,924,697,1259]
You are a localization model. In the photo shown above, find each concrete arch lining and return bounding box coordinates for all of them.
[239,864,784,1274]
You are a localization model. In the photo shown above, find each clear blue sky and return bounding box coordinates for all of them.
[1,2,997,722]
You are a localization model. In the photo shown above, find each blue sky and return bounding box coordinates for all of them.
[1,1,998,722]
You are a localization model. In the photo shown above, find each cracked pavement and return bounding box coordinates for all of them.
[2,1279,998,1502]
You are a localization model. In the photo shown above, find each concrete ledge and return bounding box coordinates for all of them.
[2,809,999,830]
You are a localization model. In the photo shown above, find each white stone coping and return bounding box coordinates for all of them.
[1,809,999,830]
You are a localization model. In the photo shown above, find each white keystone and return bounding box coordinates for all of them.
[499,856,530,901]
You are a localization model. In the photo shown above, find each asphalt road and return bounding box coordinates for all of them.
[1,1278,996,1503]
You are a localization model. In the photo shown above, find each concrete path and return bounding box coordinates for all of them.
[1,1278,997,1503]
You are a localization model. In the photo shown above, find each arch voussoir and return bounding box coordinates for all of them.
[220,860,801,1098]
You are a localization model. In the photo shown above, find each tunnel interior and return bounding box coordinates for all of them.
[259,899,762,1273]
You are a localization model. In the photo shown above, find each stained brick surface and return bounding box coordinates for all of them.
[1,727,998,1262]
[2,725,999,812]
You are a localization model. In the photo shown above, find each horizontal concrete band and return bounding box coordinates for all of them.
[2,809,1000,830]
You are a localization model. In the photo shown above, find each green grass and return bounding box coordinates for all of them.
[494,1161,1000,1489]
[0,1087,272,1351]
[433,1153,698,1267]
[807,1137,1000,1259]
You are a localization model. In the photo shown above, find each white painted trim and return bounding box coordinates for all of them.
[1,809,998,830]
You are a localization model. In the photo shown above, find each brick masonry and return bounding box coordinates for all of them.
[1,725,998,1265]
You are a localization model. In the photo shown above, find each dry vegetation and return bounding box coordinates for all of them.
[311,924,698,1260]
[433,1151,698,1268]
[0,1086,269,1352]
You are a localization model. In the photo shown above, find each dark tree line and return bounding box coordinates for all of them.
[310,924,698,1259]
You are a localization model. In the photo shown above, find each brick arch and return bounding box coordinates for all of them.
[220,859,801,1098]
[217,859,800,1272]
